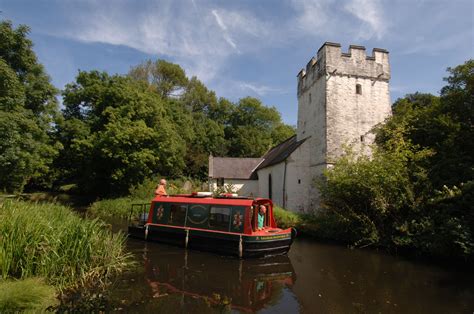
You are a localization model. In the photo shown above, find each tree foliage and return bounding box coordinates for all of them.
[0,21,60,192]
[128,59,188,98]
[226,97,295,157]
[59,71,186,196]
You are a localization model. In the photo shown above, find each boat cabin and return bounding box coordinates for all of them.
[128,193,295,257]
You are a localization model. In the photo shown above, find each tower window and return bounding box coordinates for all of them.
[356,84,362,95]
[309,93,312,103]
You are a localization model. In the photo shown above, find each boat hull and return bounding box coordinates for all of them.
[128,224,294,258]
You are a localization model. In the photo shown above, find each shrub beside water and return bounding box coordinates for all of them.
[0,278,56,312]
[0,200,133,310]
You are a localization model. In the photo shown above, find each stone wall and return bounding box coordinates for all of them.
[294,42,391,211]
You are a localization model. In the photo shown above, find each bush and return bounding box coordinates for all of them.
[273,206,301,229]
[0,278,56,312]
[318,148,418,247]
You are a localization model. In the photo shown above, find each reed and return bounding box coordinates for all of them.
[88,197,148,219]
[0,200,133,292]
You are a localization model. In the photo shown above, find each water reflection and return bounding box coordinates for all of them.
[113,240,297,313]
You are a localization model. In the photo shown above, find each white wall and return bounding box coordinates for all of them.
[257,163,285,207]
[209,179,259,197]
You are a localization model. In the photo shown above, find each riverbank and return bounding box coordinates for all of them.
[0,199,134,312]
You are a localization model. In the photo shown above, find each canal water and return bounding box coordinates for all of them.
[107,233,474,313]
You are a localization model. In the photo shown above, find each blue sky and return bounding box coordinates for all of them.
[1,0,473,125]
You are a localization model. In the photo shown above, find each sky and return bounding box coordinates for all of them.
[1,0,473,125]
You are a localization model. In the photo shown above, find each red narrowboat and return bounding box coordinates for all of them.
[128,193,296,258]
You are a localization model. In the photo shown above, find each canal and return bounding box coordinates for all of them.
[107,233,474,313]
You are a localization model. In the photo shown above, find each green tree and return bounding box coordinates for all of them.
[128,59,188,98]
[59,71,186,196]
[0,21,60,192]
[227,97,295,157]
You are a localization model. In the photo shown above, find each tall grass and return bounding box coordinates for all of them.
[0,200,133,292]
[88,197,148,219]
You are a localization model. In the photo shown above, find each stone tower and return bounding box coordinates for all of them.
[296,42,391,210]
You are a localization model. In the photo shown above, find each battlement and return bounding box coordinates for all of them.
[297,42,390,95]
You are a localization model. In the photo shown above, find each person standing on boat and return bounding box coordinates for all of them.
[258,205,266,230]
[155,179,168,196]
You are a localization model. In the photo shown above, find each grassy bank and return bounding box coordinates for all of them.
[0,200,134,311]
[273,206,323,237]
[88,197,149,219]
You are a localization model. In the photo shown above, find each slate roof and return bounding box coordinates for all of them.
[256,135,307,170]
[209,157,263,180]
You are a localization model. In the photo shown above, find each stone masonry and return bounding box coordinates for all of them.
[296,42,391,210]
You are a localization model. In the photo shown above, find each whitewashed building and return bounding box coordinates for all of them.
[208,156,262,197]
[209,42,392,212]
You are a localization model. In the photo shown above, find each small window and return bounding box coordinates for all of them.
[169,204,187,226]
[356,84,362,95]
[209,207,231,231]
[268,174,272,200]
[217,178,224,187]
[309,93,312,103]
[298,179,301,184]
[360,135,365,142]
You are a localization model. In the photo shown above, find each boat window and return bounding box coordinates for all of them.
[208,207,231,231]
[168,204,187,226]
[186,204,209,228]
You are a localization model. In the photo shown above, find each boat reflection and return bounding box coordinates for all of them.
[141,242,296,312]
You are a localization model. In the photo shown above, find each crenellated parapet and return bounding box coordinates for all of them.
[297,42,390,96]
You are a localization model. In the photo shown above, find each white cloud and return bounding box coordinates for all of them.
[238,82,288,96]
[211,10,238,49]
[343,0,386,40]
[291,0,331,33]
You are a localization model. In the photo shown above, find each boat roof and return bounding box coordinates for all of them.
[152,195,271,207]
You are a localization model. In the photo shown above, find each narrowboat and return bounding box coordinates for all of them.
[128,193,296,257]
